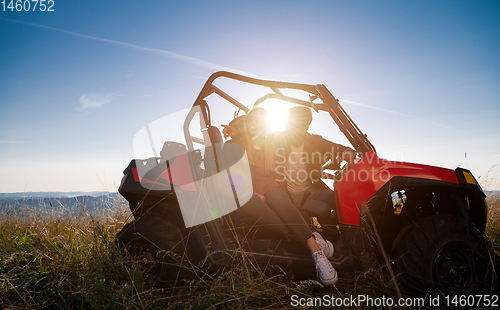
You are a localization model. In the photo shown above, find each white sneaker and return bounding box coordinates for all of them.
[312,250,338,285]
[312,232,334,259]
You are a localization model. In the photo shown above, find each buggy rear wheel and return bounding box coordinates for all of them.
[116,215,191,288]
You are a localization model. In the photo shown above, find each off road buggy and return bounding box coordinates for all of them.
[117,71,489,296]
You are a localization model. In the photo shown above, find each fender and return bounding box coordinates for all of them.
[363,175,487,253]
[334,150,461,226]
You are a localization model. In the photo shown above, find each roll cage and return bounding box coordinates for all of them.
[183,71,376,154]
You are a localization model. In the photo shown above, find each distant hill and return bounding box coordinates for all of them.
[1,190,497,219]
[486,190,500,199]
[0,191,114,199]
[0,192,128,219]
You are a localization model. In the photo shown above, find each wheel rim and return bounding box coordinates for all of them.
[432,242,473,294]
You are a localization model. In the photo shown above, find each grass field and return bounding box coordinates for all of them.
[1,196,499,309]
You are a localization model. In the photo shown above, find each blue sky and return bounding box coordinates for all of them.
[1,0,499,192]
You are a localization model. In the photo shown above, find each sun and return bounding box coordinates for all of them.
[260,100,295,132]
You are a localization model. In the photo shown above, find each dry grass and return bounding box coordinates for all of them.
[0,195,499,309]
[486,194,500,239]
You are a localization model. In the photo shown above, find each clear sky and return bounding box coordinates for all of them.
[1,0,499,193]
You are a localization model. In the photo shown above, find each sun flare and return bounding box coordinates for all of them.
[260,100,295,132]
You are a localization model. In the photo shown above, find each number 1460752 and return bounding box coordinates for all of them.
[2,0,54,11]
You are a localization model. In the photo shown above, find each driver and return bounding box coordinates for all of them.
[221,108,339,285]
[273,106,356,228]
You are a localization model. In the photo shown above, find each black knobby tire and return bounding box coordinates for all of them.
[393,215,487,296]
[116,215,191,288]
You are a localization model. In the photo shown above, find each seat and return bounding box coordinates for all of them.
[203,126,224,174]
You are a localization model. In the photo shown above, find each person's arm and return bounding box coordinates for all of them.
[221,124,240,139]
[317,135,356,166]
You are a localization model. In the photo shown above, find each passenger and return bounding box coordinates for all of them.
[273,106,356,229]
[222,108,338,285]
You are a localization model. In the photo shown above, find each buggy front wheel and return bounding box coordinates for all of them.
[393,215,488,295]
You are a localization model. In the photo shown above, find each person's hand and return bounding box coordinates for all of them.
[342,149,357,167]
[221,124,239,139]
